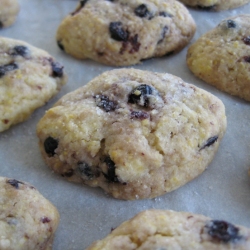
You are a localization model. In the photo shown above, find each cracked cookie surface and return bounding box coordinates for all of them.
[187,15,250,101]
[179,0,250,11]
[37,68,226,200]
[86,210,250,250]
[0,0,19,28]
[0,37,67,132]
[0,176,59,250]
[56,0,196,66]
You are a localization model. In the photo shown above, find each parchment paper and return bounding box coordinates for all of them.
[0,1,250,249]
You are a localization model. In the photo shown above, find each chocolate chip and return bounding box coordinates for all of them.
[199,136,218,150]
[41,217,51,223]
[0,63,18,78]
[50,61,64,78]
[128,84,155,107]
[243,56,250,63]
[7,179,24,189]
[131,110,149,120]
[57,41,65,51]
[206,220,242,243]
[109,22,128,41]
[134,4,151,18]
[196,5,216,10]
[159,11,173,17]
[103,156,120,183]
[227,20,237,29]
[94,95,117,112]
[158,26,168,44]
[78,162,94,178]
[44,136,58,157]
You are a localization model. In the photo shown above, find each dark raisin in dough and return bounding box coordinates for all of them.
[0,63,18,78]
[227,20,237,29]
[130,110,149,120]
[199,136,218,150]
[78,162,94,178]
[94,95,117,112]
[134,4,151,18]
[50,61,64,77]
[10,45,29,57]
[128,84,155,107]
[159,11,173,17]
[109,22,128,42]
[57,40,65,51]
[243,56,250,63]
[197,5,216,11]
[206,220,242,243]
[103,157,120,183]
[6,179,24,189]
[243,36,250,45]
[158,26,168,44]
[44,136,58,157]
[62,169,74,177]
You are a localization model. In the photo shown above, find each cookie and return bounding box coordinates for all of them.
[187,15,250,101]
[0,37,67,132]
[0,0,19,28]
[36,68,226,200]
[179,0,250,11]
[56,0,196,66]
[0,176,59,250]
[86,209,250,250]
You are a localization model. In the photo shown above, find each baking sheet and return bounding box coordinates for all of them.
[1,0,250,249]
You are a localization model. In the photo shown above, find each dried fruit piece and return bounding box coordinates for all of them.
[197,5,216,11]
[94,95,117,112]
[103,157,120,183]
[206,220,242,243]
[227,20,237,29]
[200,136,218,150]
[10,45,29,57]
[243,36,250,45]
[78,162,94,179]
[130,110,149,120]
[134,4,151,18]
[109,22,128,41]
[6,179,24,189]
[0,63,18,78]
[159,11,173,17]
[158,26,168,44]
[44,136,58,157]
[50,61,64,77]
[57,40,65,51]
[128,84,157,107]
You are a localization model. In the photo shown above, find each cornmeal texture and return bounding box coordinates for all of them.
[0,177,59,250]
[37,68,226,200]
[179,0,250,11]
[87,210,250,250]
[187,15,250,101]
[56,0,196,66]
[0,37,67,132]
[0,0,19,28]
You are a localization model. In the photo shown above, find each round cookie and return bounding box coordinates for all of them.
[0,37,67,132]
[179,0,250,11]
[86,209,250,250]
[56,0,196,66]
[0,176,59,250]
[36,68,226,200]
[187,15,250,101]
[0,0,19,28]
